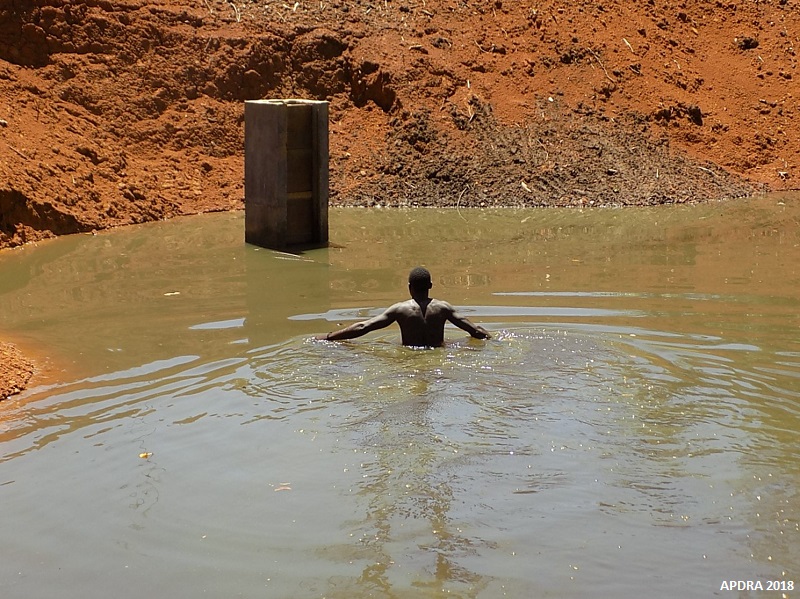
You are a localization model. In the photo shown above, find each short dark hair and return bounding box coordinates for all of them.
[408,267,432,291]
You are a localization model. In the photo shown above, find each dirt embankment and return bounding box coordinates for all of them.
[0,341,34,400]
[0,0,798,398]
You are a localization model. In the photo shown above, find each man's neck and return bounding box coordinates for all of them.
[410,292,430,303]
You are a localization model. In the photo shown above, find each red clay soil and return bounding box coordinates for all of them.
[0,341,34,400]
[1,0,798,398]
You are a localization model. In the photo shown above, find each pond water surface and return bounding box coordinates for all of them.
[1,195,799,598]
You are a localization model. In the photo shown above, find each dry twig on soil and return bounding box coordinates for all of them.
[229,1,241,22]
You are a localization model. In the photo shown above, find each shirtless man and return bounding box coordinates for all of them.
[318,267,491,347]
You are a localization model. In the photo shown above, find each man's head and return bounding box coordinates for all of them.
[408,267,433,295]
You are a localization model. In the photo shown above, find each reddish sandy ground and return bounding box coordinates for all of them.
[0,341,34,400]
[1,0,798,398]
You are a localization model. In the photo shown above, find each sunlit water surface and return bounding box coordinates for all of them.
[1,195,799,598]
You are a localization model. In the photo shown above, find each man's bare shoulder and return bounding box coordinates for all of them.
[427,299,456,312]
[386,299,418,315]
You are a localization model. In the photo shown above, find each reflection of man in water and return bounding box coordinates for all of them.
[318,267,491,347]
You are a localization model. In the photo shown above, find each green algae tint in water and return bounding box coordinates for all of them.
[1,195,799,598]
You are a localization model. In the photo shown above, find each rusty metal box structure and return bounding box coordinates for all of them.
[244,99,329,249]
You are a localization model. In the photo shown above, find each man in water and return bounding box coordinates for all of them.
[318,267,491,347]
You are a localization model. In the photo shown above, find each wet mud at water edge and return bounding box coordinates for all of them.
[0,195,799,598]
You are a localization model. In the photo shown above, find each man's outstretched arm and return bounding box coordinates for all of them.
[318,307,398,341]
[447,307,491,339]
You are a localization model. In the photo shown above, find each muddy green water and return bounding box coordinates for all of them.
[1,195,799,598]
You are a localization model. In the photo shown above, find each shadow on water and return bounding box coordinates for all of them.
[1,195,800,598]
